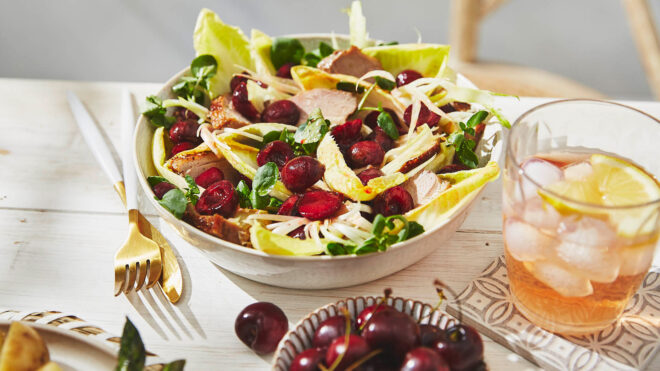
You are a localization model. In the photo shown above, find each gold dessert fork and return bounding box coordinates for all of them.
[66,90,179,299]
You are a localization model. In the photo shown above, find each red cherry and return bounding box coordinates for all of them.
[288,225,307,240]
[171,141,195,156]
[276,62,295,79]
[403,104,440,128]
[257,140,295,169]
[278,194,301,216]
[232,81,260,121]
[261,100,300,125]
[366,126,394,152]
[195,180,238,218]
[356,304,389,330]
[325,334,371,371]
[297,191,343,221]
[234,302,288,355]
[348,141,384,168]
[400,347,449,371]
[313,315,355,349]
[361,307,421,361]
[431,324,484,371]
[372,186,414,216]
[396,69,423,87]
[281,156,325,193]
[169,119,201,144]
[152,182,175,199]
[357,168,384,186]
[194,167,224,188]
[290,347,325,371]
[331,119,363,149]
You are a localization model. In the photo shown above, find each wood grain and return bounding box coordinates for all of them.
[0,78,658,370]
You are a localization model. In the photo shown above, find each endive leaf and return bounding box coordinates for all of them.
[152,127,189,190]
[317,134,407,201]
[251,223,326,256]
[405,161,500,230]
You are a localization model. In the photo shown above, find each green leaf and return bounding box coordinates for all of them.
[147,176,169,188]
[262,130,282,146]
[377,41,399,46]
[115,318,145,371]
[158,189,188,219]
[377,111,399,140]
[266,197,283,213]
[372,214,386,236]
[271,37,305,69]
[142,96,175,129]
[191,54,217,79]
[193,9,253,97]
[294,109,329,152]
[162,360,186,371]
[319,41,335,57]
[407,222,425,239]
[374,76,396,91]
[253,162,279,197]
[302,52,322,67]
[355,242,379,255]
[457,147,479,169]
[236,180,252,208]
[447,132,464,148]
[466,110,488,129]
[184,175,200,206]
[336,81,365,94]
[327,242,354,256]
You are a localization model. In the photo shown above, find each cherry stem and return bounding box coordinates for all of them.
[345,349,383,371]
[434,279,462,324]
[326,307,353,371]
[359,288,392,332]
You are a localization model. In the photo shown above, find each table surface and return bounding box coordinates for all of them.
[1,77,658,370]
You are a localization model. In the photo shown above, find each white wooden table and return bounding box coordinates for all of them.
[1,78,658,370]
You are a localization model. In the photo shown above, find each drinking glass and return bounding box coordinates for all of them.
[503,99,660,335]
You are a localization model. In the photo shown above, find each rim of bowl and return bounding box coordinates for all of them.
[270,295,457,368]
[133,33,496,261]
[507,98,660,210]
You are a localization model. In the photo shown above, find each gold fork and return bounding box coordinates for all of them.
[113,90,163,294]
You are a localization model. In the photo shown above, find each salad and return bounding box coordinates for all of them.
[142,1,505,257]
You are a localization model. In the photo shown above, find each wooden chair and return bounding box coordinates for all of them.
[449,0,660,100]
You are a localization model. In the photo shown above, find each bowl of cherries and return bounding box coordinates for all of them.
[234,286,485,371]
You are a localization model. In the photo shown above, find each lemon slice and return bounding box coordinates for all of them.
[405,161,500,230]
[540,154,660,237]
[250,223,326,256]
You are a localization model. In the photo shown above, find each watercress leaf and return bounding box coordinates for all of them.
[250,191,268,210]
[355,242,379,255]
[271,37,304,69]
[262,130,282,146]
[142,96,176,129]
[465,127,475,136]
[372,214,386,236]
[319,41,335,57]
[465,138,476,151]
[162,360,186,371]
[447,132,464,148]
[184,175,200,205]
[236,180,252,208]
[115,318,145,371]
[377,41,399,46]
[147,176,169,188]
[158,189,188,219]
[457,147,479,169]
[374,76,396,91]
[302,52,322,67]
[336,81,365,94]
[327,242,352,256]
[294,109,329,146]
[253,162,279,197]
[377,111,399,140]
[279,129,296,146]
[191,54,218,79]
[466,110,488,129]
[407,222,425,239]
[266,197,283,213]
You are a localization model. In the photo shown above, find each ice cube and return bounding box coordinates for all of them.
[618,242,657,276]
[559,216,616,247]
[504,218,555,261]
[525,260,593,297]
[556,241,620,283]
[522,197,562,230]
[519,158,564,201]
[563,161,593,181]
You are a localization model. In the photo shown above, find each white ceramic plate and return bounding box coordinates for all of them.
[0,320,116,371]
[133,34,502,289]
[272,295,458,370]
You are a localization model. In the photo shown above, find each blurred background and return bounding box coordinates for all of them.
[1,0,658,100]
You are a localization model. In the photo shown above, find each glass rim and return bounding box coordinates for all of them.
[507,98,660,210]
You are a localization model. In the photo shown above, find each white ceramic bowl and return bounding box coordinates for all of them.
[271,295,458,370]
[134,34,502,289]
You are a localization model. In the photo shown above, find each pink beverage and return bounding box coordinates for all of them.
[503,100,660,335]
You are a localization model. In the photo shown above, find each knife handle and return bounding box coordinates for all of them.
[121,90,138,210]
